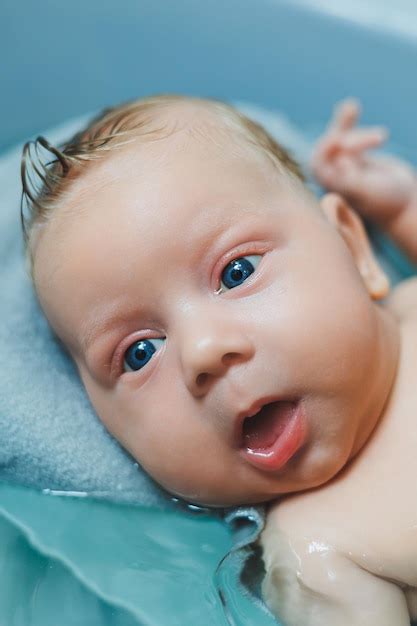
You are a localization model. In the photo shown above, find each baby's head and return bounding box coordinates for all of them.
[21,94,398,507]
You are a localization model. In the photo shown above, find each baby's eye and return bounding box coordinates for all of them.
[219,255,262,292]
[123,338,165,373]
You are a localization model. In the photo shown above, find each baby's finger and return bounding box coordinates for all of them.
[313,130,350,160]
[329,98,361,132]
[339,126,388,152]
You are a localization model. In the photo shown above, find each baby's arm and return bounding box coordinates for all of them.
[261,524,411,626]
[311,99,417,264]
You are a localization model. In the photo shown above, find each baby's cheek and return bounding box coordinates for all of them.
[119,398,230,499]
[256,275,376,402]
[78,370,142,446]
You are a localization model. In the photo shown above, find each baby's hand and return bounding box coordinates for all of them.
[310,99,417,226]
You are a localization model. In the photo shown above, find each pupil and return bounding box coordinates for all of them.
[136,348,147,361]
[231,268,243,281]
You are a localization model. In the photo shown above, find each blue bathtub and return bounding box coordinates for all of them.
[2,0,417,158]
[1,1,417,624]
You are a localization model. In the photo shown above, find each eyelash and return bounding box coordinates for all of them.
[114,242,270,377]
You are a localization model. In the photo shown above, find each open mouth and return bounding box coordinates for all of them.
[239,400,306,472]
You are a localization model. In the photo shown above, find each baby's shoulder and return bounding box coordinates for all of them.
[262,489,343,550]
[385,275,417,323]
[261,497,415,626]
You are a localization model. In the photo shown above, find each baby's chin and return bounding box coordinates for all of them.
[167,477,316,509]
[124,437,346,508]
[164,478,275,508]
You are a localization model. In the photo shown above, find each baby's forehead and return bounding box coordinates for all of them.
[142,98,255,144]
[59,106,279,217]
[33,101,307,293]
[33,140,290,296]
[106,100,257,161]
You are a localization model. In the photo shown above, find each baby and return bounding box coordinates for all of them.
[21,95,417,625]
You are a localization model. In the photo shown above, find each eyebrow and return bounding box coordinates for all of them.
[79,307,141,356]
[80,318,117,355]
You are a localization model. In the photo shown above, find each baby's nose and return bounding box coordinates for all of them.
[180,321,254,397]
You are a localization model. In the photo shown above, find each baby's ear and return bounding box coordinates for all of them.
[320,193,390,300]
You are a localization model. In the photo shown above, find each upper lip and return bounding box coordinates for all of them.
[232,395,283,448]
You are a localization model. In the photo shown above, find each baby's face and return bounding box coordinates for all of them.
[34,125,395,506]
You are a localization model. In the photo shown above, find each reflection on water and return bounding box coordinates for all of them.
[0,516,140,626]
[0,481,277,626]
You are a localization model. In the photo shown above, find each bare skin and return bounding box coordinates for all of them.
[262,100,417,626]
[31,99,414,623]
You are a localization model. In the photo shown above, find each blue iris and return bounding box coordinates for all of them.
[220,255,261,290]
[123,338,164,372]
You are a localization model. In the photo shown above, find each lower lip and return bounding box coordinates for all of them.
[240,401,307,472]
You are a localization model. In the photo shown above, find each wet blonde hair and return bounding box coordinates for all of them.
[21,94,304,276]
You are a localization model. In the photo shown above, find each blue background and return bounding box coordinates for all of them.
[1,0,417,161]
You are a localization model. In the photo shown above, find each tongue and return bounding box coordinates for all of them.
[242,401,295,451]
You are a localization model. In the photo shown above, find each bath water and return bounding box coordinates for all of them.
[0,482,277,625]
